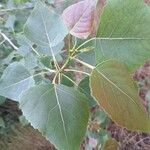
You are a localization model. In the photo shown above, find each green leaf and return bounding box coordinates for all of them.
[48,0,77,13]
[61,72,74,87]
[39,55,52,69]
[17,34,32,56]
[95,0,150,71]
[0,117,5,128]
[19,83,89,150]
[78,76,97,107]
[36,41,64,56]
[13,0,28,4]
[0,62,34,101]
[5,15,16,31]
[75,38,96,66]
[90,60,150,132]
[77,50,96,66]
[0,96,6,105]
[21,53,38,70]
[24,1,68,54]
[1,51,19,65]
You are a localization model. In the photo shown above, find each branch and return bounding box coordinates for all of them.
[0,6,33,13]
[0,31,18,50]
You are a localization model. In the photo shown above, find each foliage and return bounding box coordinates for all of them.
[0,0,150,149]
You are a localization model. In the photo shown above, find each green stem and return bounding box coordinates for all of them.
[0,6,33,12]
[64,69,90,76]
[0,31,18,50]
[52,56,70,84]
[52,38,95,84]
[71,57,95,70]
[75,37,96,52]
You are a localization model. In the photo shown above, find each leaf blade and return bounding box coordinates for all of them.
[90,60,150,132]
[95,0,150,71]
[62,0,106,39]
[0,62,34,101]
[24,1,68,54]
[19,83,89,150]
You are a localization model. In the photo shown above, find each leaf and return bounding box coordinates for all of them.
[104,138,119,150]
[78,76,97,107]
[19,83,89,150]
[95,0,150,71]
[0,117,5,128]
[61,72,74,87]
[1,51,18,65]
[19,115,29,126]
[90,60,150,132]
[17,34,32,56]
[0,96,6,105]
[91,0,106,36]
[24,1,68,52]
[39,55,52,69]
[5,15,16,31]
[36,41,64,56]
[21,53,38,70]
[145,0,150,6]
[62,0,106,39]
[48,0,65,6]
[0,62,34,101]
[75,38,96,65]
[77,50,96,66]
[47,0,73,14]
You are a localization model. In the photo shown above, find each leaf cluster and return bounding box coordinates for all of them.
[0,0,150,149]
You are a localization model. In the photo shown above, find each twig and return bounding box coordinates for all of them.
[135,137,150,146]
[64,69,90,76]
[0,31,18,50]
[52,72,58,84]
[0,39,5,45]
[30,45,40,56]
[0,6,33,13]
[71,57,95,70]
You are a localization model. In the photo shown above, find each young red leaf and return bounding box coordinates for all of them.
[62,0,106,39]
[145,0,150,6]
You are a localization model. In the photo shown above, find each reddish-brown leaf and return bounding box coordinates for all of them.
[62,0,106,39]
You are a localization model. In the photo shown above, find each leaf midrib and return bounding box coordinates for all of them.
[0,72,45,91]
[54,85,69,150]
[94,66,147,115]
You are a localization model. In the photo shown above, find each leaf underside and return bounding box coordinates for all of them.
[24,1,68,55]
[0,62,34,101]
